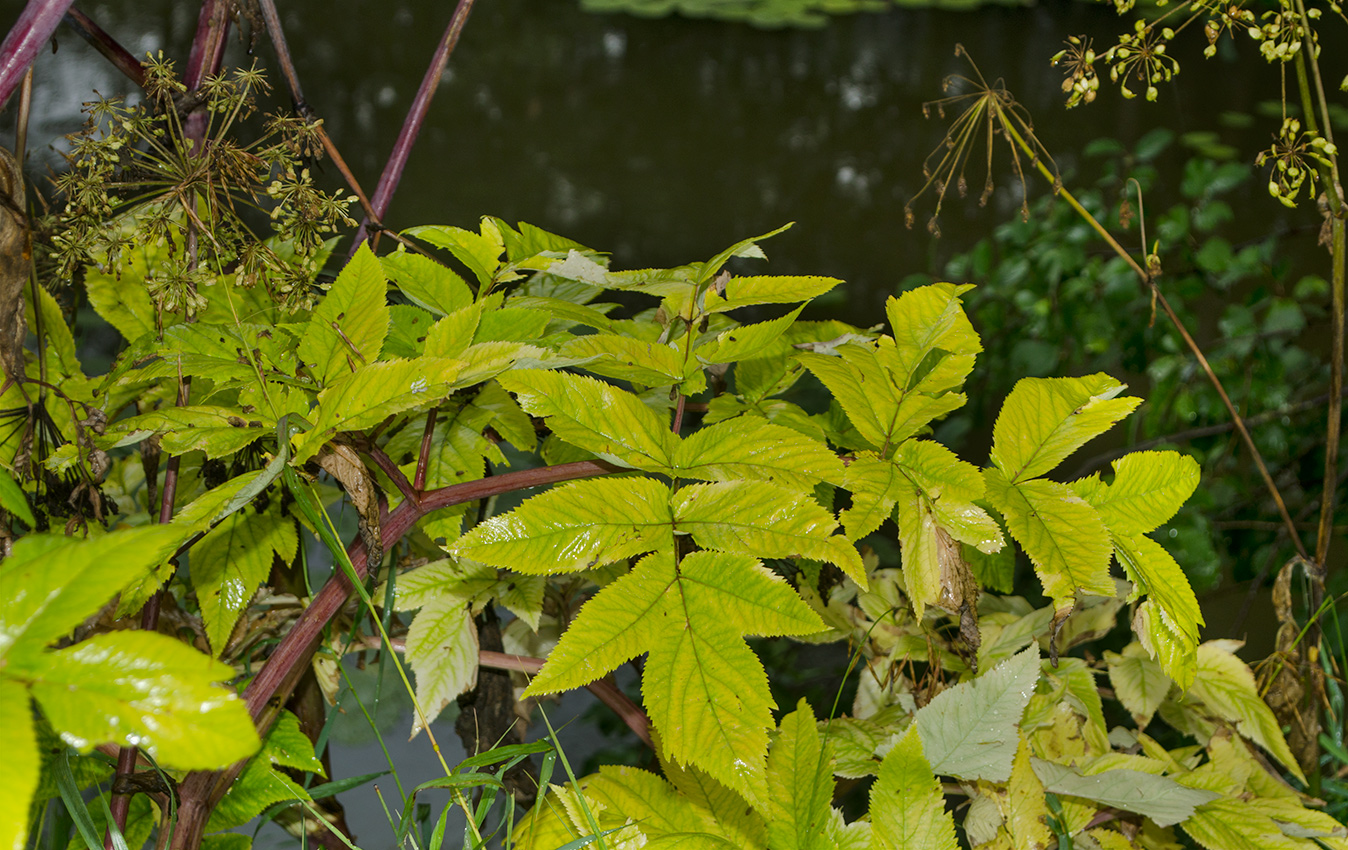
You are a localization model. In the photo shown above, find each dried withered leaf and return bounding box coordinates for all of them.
[317,441,382,566]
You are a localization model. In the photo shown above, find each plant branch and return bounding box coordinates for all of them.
[413,406,437,491]
[169,458,620,848]
[366,443,418,506]
[0,0,76,109]
[352,0,477,252]
[61,8,145,88]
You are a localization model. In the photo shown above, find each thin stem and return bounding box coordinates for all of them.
[351,0,477,252]
[413,407,438,492]
[367,444,418,506]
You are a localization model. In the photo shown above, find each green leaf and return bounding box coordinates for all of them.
[0,527,181,663]
[298,242,390,386]
[498,370,675,471]
[569,766,731,845]
[766,700,833,850]
[673,481,865,585]
[193,508,298,655]
[208,722,313,831]
[383,304,436,358]
[698,306,805,364]
[1181,799,1302,850]
[424,302,484,360]
[1186,641,1305,782]
[895,439,984,503]
[475,307,551,344]
[0,679,37,850]
[0,467,35,526]
[405,222,503,289]
[562,334,689,387]
[265,710,324,774]
[27,631,261,769]
[1112,533,1201,687]
[984,469,1114,612]
[698,224,793,284]
[28,284,80,377]
[1031,759,1217,827]
[990,375,1141,483]
[895,480,945,615]
[705,275,842,312]
[453,477,674,573]
[472,380,536,451]
[382,251,474,317]
[870,725,957,850]
[914,645,1039,782]
[104,405,272,459]
[404,594,478,737]
[840,452,903,541]
[1104,642,1172,728]
[85,264,158,343]
[883,283,980,393]
[674,418,843,490]
[295,357,466,461]
[1080,451,1200,536]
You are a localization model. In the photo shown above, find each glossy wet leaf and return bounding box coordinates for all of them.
[193,507,299,655]
[27,630,260,770]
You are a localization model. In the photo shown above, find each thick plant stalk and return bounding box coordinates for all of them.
[168,459,620,850]
[351,0,477,251]
[62,8,145,88]
[0,0,75,109]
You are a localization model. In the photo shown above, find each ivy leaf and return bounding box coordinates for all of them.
[0,679,37,850]
[990,375,1141,483]
[915,645,1039,782]
[452,477,674,573]
[193,508,299,655]
[698,306,805,364]
[298,242,390,386]
[674,418,843,490]
[0,527,181,664]
[499,370,675,471]
[1185,641,1305,782]
[26,631,261,770]
[1104,643,1172,728]
[381,251,474,317]
[405,222,503,289]
[404,595,478,737]
[766,700,834,850]
[673,481,865,585]
[295,357,466,462]
[1080,451,1200,536]
[1112,533,1201,687]
[870,725,957,850]
[984,469,1114,613]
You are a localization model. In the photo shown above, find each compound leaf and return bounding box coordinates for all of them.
[298,242,389,386]
[193,508,298,655]
[991,375,1140,483]
[767,700,834,850]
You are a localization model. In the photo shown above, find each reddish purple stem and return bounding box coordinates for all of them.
[62,8,145,88]
[351,0,476,250]
[0,0,77,109]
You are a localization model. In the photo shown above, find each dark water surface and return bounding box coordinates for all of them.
[4,1,1299,845]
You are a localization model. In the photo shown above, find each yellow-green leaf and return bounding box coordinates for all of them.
[1104,642,1172,728]
[1113,533,1202,686]
[984,469,1114,612]
[698,305,805,364]
[452,477,674,573]
[870,725,957,850]
[990,375,1141,483]
[0,679,36,850]
[298,242,389,385]
[767,700,834,850]
[404,595,478,736]
[562,333,687,387]
[499,370,676,471]
[883,283,981,392]
[405,222,503,289]
[673,481,864,585]
[705,275,842,312]
[382,251,474,317]
[675,417,843,490]
[1082,451,1200,536]
[193,508,298,655]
